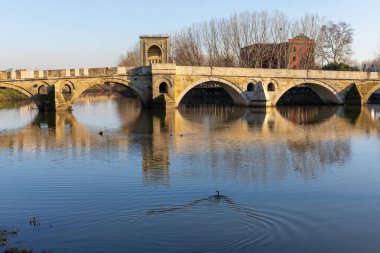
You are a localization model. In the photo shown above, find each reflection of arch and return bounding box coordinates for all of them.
[0,83,33,98]
[175,78,248,107]
[147,45,162,64]
[277,106,338,125]
[178,105,245,125]
[363,83,380,104]
[273,80,343,105]
[159,82,169,94]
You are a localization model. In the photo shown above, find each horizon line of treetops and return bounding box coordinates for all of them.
[118,11,379,72]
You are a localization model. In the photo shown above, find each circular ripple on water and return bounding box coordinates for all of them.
[88,195,316,253]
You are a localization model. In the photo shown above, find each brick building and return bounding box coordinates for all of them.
[240,34,315,69]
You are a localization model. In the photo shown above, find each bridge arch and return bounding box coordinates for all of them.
[0,82,34,98]
[68,78,148,107]
[175,77,248,107]
[363,83,380,104]
[273,79,343,105]
[245,79,261,92]
[155,77,173,95]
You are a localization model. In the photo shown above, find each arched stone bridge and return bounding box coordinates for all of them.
[1,64,379,110]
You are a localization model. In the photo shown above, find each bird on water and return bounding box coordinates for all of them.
[215,190,224,199]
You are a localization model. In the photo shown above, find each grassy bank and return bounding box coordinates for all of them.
[0,89,28,101]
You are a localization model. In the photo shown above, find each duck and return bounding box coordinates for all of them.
[215,190,224,199]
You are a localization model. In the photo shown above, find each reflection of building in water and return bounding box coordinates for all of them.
[139,110,171,185]
[369,105,380,120]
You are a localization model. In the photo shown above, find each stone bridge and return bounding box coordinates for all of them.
[0,64,379,111]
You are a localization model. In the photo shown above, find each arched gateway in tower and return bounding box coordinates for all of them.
[140,36,169,66]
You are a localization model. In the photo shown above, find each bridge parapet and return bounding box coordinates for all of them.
[0,67,142,81]
[175,66,379,80]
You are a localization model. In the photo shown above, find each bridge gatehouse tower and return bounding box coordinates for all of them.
[140,36,170,66]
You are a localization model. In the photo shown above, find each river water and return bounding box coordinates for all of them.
[1,96,380,253]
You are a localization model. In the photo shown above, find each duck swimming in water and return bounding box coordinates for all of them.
[215,190,225,199]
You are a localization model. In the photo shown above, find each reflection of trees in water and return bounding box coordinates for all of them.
[4,97,380,184]
[178,104,245,127]
[277,106,339,125]
[287,138,350,179]
[195,136,350,182]
[0,100,33,110]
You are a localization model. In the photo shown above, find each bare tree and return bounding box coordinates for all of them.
[319,21,354,64]
[291,14,325,69]
[117,43,140,67]
[117,11,354,70]
[172,26,205,66]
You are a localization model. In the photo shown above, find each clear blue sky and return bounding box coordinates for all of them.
[1,0,379,69]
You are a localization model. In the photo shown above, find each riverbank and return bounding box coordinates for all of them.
[0,89,28,101]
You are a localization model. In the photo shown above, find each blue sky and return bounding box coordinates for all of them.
[1,0,379,69]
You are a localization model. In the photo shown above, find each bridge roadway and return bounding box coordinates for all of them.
[1,64,380,111]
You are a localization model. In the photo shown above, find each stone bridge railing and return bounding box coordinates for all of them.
[1,65,379,81]
[0,66,153,80]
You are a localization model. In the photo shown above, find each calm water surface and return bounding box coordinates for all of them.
[1,97,380,253]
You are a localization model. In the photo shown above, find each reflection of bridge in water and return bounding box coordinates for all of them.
[1,102,380,183]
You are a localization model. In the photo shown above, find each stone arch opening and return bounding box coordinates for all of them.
[159,82,169,94]
[71,79,147,108]
[366,86,380,104]
[268,82,276,92]
[147,45,162,64]
[0,83,33,99]
[247,83,255,92]
[38,85,48,95]
[275,81,343,105]
[62,84,72,94]
[176,78,247,107]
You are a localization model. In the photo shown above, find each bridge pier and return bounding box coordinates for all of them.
[32,85,73,111]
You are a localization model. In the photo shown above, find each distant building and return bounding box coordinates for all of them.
[367,65,378,72]
[240,34,315,69]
